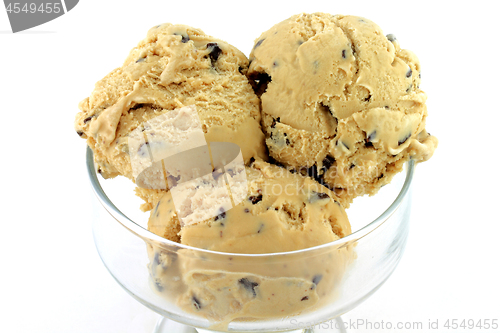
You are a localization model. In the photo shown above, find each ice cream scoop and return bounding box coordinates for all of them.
[146,159,353,326]
[247,13,438,206]
[75,23,266,182]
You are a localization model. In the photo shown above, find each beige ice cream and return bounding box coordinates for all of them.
[74,13,436,331]
[75,23,266,184]
[146,159,352,326]
[248,13,438,206]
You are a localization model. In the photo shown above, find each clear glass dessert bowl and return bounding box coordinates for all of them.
[87,147,415,333]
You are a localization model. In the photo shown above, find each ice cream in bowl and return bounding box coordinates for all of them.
[79,13,436,332]
[88,145,415,332]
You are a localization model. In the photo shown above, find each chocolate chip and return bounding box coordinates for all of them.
[385,105,390,109]
[322,155,335,171]
[153,252,161,265]
[174,32,189,43]
[310,191,330,203]
[317,192,330,200]
[248,72,271,96]
[306,165,319,181]
[311,274,323,289]
[271,117,281,128]
[364,93,372,102]
[83,116,94,124]
[130,103,145,111]
[406,67,413,78]
[257,224,264,233]
[272,60,279,67]
[367,131,377,142]
[349,163,356,170]
[154,281,164,292]
[214,207,226,221]
[364,131,377,148]
[244,208,250,213]
[406,84,412,93]
[377,173,384,180]
[167,174,181,187]
[77,131,84,137]
[226,168,236,177]
[349,43,356,56]
[301,296,309,301]
[192,296,202,310]
[386,34,397,42]
[206,42,222,66]
[239,278,259,297]
[138,142,150,157]
[398,132,412,146]
[254,38,265,49]
[212,168,224,180]
[342,49,347,59]
[298,164,327,185]
[249,194,263,205]
[312,275,323,284]
[135,57,146,63]
[153,201,160,214]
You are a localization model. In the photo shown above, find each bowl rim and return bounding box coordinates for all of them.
[86,146,414,257]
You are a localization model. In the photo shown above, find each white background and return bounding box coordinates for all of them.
[1,0,499,332]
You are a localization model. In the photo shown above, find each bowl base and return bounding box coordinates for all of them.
[153,317,347,333]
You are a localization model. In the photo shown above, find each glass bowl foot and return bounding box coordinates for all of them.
[153,317,197,332]
[153,317,346,333]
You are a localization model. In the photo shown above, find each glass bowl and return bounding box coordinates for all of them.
[87,147,414,333]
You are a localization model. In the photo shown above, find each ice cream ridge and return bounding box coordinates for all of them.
[74,12,437,328]
[248,13,438,206]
